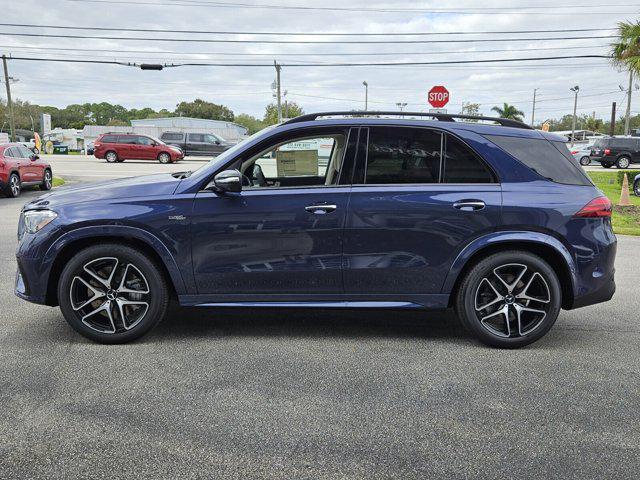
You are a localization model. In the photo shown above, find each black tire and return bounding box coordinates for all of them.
[579,156,591,166]
[158,152,171,164]
[4,173,21,198]
[634,180,640,197]
[40,169,52,191]
[616,156,631,169]
[455,250,562,348]
[105,151,118,163]
[57,243,169,343]
[601,162,613,168]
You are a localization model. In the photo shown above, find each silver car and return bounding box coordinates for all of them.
[571,144,593,166]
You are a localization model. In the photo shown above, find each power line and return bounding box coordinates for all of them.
[65,0,640,15]
[0,31,618,44]
[0,43,611,58]
[5,54,611,67]
[0,22,618,36]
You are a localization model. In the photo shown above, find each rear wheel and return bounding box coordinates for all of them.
[158,152,171,164]
[40,169,52,191]
[634,179,640,196]
[4,173,21,198]
[579,156,591,166]
[616,156,631,169]
[105,151,118,163]
[57,244,169,343]
[455,250,561,348]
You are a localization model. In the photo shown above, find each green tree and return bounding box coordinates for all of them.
[174,99,234,121]
[263,101,304,125]
[460,102,480,118]
[491,103,525,121]
[234,113,265,134]
[611,20,640,74]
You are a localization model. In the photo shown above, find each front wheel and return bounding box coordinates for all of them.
[57,244,169,343]
[579,156,591,166]
[616,156,631,169]
[158,152,171,164]
[634,180,640,196]
[4,173,21,198]
[455,251,562,348]
[40,169,52,191]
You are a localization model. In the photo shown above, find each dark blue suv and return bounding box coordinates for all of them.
[15,112,616,348]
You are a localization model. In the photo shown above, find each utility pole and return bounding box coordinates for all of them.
[570,85,579,147]
[362,81,368,111]
[2,55,15,142]
[610,102,617,136]
[274,60,282,123]
[624,70,633,136]
[531,88,538,127]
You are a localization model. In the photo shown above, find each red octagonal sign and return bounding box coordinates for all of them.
[428,85,450,109]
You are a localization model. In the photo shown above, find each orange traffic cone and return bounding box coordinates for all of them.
[619,173,632,207]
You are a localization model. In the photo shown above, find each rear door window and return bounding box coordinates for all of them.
[443,135,496,183]
[118,136,135,144]
[188,133,205,143]
[486,135,591,186]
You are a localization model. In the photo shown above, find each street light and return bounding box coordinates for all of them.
[570,85,579,147]
[396,102,408,112]
[362,81,368,111]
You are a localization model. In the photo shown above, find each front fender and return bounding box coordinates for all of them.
[441,230,577,296]
[43,225,188,295]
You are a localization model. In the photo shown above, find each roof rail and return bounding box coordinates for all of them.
[282,111,533,130]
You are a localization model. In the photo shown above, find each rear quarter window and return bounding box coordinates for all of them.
[100,135,118,143]
[485,134,592,186]
[162,133,183,141]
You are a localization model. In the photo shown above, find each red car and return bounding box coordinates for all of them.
[0,143,52,198]
[93,134,184,164]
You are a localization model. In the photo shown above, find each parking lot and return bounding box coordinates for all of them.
[0,163,639,478]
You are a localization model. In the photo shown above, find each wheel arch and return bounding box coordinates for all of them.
[444,232,577,310]
[44,226,187,306]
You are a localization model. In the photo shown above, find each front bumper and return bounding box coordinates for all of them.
[14,256,48,305]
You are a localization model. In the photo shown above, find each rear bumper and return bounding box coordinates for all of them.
[570,270,616,309]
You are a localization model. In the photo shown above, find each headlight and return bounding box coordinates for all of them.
[21,210,57,235]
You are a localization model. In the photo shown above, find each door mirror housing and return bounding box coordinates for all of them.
[30,154,39,161]
[210,169,242,193]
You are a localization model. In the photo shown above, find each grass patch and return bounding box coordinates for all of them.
[52,177,65,188]
[588,171,640,235]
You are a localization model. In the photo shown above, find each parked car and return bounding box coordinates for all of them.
[589,136,640,168]
[0,143,52,198]
[15,112,616,348]
[570,144,594,166]
[634,173,640,196]
[93,134,184,163]
[160,131,234,157]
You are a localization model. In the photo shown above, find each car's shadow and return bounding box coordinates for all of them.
[148,306,471,343]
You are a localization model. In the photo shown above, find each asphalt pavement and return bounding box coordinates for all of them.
[0,168,639,479]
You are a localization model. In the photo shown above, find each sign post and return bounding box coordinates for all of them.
[428,86,450,110]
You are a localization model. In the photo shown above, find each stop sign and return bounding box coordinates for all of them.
[428,86,450,108]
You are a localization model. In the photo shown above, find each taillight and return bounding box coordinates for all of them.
[574,196,612,218]
[571,150,578,154]
[604,148,611,155]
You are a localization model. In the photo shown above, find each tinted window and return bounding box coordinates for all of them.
[188,133,205,142]
[161,133,183,141]
[118,136,135,144]
[443,135,495,183]
[365,127,442,184]
[611,137,636,149]
[100,135,118,143]
[486,135,591,186]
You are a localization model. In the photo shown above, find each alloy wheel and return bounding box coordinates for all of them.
[44,171,52,189]
[106,152,117,163]
[474,263,551,338]
[10,175,20,197]
[69,257,151,334]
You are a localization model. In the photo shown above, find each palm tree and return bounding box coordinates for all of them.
[611,20,640,74]
[491,103,525,121]
[611,21,640,134]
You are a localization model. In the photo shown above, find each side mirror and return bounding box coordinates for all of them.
[30,154,39,161]
[215,140,221,145]
[210,169,242,193]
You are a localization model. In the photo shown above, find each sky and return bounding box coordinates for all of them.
[0,0,638,123]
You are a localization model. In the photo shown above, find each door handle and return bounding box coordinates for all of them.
[453,200,486,211]
[305,204,337,214]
